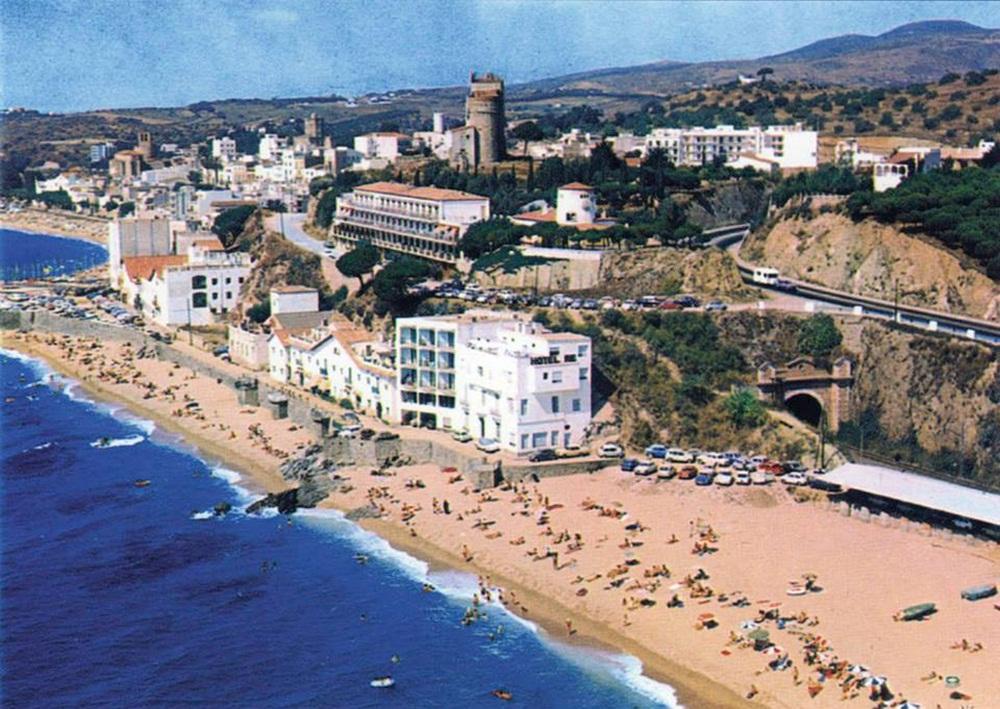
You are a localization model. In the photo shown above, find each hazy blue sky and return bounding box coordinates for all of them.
[2,0,997,112]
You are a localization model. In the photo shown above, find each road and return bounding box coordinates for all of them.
[265,212,335,258]
[716,224,1000,347]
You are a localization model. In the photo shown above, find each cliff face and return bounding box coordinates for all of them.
[681,180,769,230]
[847,323,999,485]
[742,202,1000,320]
[596,247,755,299]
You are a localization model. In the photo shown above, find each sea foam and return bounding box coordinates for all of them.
[90,435,145,449]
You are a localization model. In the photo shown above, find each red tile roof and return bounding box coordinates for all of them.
[559,182,593,191]
[356,181,487,202]
[122,255,187,281]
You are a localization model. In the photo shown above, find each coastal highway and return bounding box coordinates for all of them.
[711,223,1000,347]
[265,212,335,259]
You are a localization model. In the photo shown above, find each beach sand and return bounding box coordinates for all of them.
[0,209,108,245]
[5,329,998,708]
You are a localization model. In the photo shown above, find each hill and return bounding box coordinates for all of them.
[514,20,1000,97]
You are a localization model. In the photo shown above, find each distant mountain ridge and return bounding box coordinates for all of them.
[511,20,1000,97]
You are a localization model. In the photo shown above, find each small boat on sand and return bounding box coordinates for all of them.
[894,602,936,621]
[960,583,997,601]
[370,676,394,688]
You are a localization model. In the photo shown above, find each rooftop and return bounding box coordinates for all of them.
[122,255,187,280]
[559,182,593,191]
[355,181,487,203]
[824,463,1000,527]
[272,285,318,294]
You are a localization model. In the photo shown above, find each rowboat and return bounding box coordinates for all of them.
[960,583,997,601]
[370,676,394,688]
[895,602,936,621]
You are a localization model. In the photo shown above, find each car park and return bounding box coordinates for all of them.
[529,448,558,463]
[750,471,771,485]
[698,451,728,467]
[645,444,668,459]
[620,458,639,472]
[476,438,501,453]
[735,471,751,485]
[714,473,734,486]
[599,443,624,458]
[694,471,714,486]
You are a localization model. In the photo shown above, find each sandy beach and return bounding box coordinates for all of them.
[0,209,109,245]
[4,329,997,709]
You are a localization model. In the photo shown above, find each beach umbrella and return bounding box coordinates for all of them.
[698,613,715,621]
[861,676,886,687]
[897,703,921,709]
[848,664,869,674]
[747,629,770,642]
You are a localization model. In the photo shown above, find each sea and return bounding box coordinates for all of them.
[0,228,107,281]
[0,348,681,708]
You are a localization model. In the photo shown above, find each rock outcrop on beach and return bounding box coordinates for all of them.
[247,444,343,515]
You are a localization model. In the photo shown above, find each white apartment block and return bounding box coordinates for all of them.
[212,137,238,162]
[331,182,490,263]
[353,132,412,161]
[120,240,250,326]
[645,123,817,170]
[395,311,592,453]
[873,163,908,193]
[258,133,284,161]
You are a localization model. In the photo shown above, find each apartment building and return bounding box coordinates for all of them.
[212,137,238,162]
[353,132,412,161]
[645,123,817,169]
[120,239,250,326]
[330,182,490,263]
[395,311,592,453]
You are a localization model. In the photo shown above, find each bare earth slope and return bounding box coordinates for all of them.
[742,205,1000,320]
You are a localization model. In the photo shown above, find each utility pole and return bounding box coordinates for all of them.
[187,298,193,345]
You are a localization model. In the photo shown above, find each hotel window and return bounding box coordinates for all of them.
[552,371,563,383]
[578,344,588,357]
[579,367,588,381]
[192,292,208,308]
[211,293,218,300]
[572,398,581,412]
[191,275,207,289]
[225,277,231,284]
[549,347,560,357]
[551,431,558,446]
[531,432,547,448]
[226,291,232,299]
[211,278,218,285]
[521,434,529,450]
[520,399,528,416]
[551,396,559,413]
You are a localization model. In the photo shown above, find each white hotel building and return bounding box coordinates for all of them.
[395,311,592,453]
[330,182,490,263]
[645,123,817,170]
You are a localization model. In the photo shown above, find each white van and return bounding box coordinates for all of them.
[752,267,780,286]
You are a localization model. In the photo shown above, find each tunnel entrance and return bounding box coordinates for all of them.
[785,393,823,427]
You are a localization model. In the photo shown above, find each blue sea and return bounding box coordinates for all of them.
[0,350,680,708]
[0,228,107,281]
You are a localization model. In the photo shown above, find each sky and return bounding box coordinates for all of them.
[1,0,997,113]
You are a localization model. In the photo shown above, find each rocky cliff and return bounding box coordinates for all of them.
[596,247,755,300]
[741,200,1000,320]
[680,180,769,230]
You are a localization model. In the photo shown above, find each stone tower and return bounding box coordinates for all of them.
[465,71,506,166]
[304,112,325,144]
[135,131,155,161]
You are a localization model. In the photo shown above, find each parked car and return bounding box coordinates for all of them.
[782,460,806,473]
[704,300,727,312]
[451,430,473,443]
[780,472,808,486]
[599,442,624,458]
[667,448,694,463]
[645,444,668,459]
[677,465,698,480]
[634,461,657,476]
[673,295,700,308]
[750,471,770,485]
[735,471,751,485]
[657,465,676,480]
[620,458,639,472]
[476,438,501,454]
[698,451,728,467]
[529,448,558,463]
[774,279,798,293]
[658,300,682,311]
[337,426,361,439]
[714,473,734,486]
[695,472,715,486]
